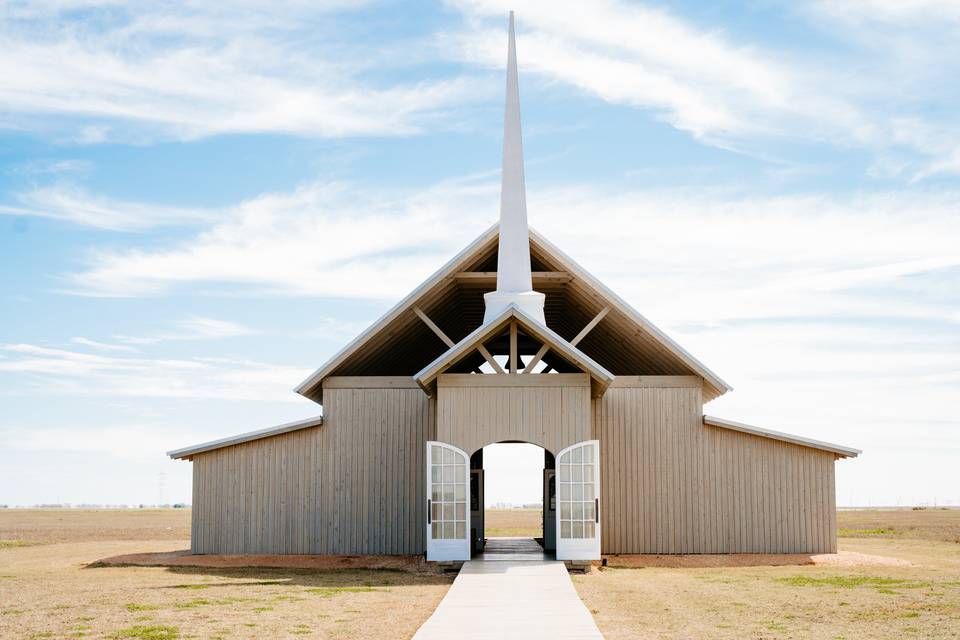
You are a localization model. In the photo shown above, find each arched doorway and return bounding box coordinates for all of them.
[468,441,556,556]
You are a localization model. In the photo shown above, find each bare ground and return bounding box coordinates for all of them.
[4,507,959,639]
[574,508,960,640]
[0,510,452,640]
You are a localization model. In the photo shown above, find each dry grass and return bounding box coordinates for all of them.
[0,509,452,640]
[838,507,960,544]
[484,508,542,537]
[0,508,191,545]
[574,508,960,639]
[5,507,959,639]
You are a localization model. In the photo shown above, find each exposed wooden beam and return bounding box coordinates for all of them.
[509,322,518,374]
[477,345,505,374]
[522,343,549,374]
[452,271,571,288]
[571,306,610,346]
[413,306,455,348]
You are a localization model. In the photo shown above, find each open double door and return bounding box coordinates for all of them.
[426,440,600,561]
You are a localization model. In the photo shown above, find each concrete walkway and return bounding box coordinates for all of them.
[413,538,604,640]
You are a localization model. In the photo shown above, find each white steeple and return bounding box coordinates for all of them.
[483,11,546,325]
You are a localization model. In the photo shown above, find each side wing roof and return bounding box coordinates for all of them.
[296,224,732,404]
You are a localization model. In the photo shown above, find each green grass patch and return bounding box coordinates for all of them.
[174,598,213,610]
[125,603,161,612]
[1,608,25,616]
[305,586,383,598]
[0,539,38,549]
[170,584,209,590]
[777,575,926,589]
[111,626,179,640]
[838,528,895,536]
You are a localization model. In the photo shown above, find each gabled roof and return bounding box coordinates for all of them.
[704,415,861,458]
[295,224,732,404]
[414,304,614,397]
[167,415,323,460]
[294,225,500,404]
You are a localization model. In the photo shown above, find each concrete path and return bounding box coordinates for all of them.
[413,538,604,640]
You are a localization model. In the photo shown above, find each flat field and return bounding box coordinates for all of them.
[3,508,959,639]
[0,509,452,640]
[484,508,542,537]
[574,508,960,639]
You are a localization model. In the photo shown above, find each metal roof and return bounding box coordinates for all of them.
[167,415,324,460]
[704,415,861,458]
[295,225,731,404]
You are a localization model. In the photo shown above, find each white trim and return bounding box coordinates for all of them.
[704,415,861,458]
[167,415,324,460]
[414,304,614,396]
[528,228,733,399]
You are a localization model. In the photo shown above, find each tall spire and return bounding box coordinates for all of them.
[483,11,546,325]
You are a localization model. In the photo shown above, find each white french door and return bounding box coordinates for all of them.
[426,441,471,561]
[555,440,601,560]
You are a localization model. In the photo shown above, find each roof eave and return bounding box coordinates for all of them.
[167,415,324,460]
[704,415,861,458]
[294,224,501,404]
[528,227,733,399]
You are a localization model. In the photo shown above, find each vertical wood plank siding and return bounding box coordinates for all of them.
[190,376,837,556]
[436,374,591,455]
[592,385,837,554]
[190,386,434,554]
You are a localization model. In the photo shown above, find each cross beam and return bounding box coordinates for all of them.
[413,306,455,348]
[571,307,610,346]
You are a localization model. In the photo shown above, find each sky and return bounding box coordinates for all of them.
[0,0,958,508]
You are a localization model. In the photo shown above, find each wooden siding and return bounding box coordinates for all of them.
[191,385,434,554]
[593,385,837,554]
[436,373,591,455]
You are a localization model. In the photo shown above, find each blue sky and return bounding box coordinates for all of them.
[1,0,958,507]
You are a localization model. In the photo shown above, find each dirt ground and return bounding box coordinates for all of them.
[483,508,542,537]
[0,509,452,640]
[3,508,959,639]
[573,508,960,640]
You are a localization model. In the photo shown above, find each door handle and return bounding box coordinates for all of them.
[427,499,432,524]
[595,498,599,524]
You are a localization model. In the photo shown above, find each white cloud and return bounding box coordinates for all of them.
[0,1,482,142]
[71,336,139,352]
[443,0,871,146]
[60,179,960,331]
[0,343,308,402]
[0,183,215,231]
[65,179,498,297]
[113,316,261,344]
[442,0,960,175]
